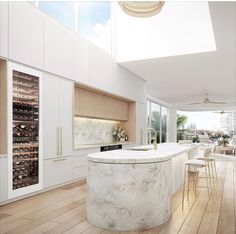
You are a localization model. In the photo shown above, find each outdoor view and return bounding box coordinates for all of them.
[147,100,167,143]
[177,110,236,146]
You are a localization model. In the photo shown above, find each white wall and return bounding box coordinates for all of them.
[136,102,147,144]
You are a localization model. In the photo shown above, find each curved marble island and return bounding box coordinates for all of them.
[87,143,199,231]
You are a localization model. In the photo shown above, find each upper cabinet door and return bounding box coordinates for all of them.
[44,20,74,80]
[74,36,89,84]
[8,2,44,69]
[0,2,8,58]
[58,78,73,157]
[88,43,113,91]
[43,73,60,159]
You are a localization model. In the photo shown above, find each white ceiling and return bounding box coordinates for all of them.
[119,2,236,110]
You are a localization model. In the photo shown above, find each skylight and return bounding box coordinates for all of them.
[36,1,216,62]
[77,1,111,53]
[112,1,216,62]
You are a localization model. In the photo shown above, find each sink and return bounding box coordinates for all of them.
[128,148,152,151]
[127,145,154,151]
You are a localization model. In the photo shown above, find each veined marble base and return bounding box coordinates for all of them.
[87,160,172,231]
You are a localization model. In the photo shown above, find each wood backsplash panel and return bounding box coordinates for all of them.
[74,86,129,121]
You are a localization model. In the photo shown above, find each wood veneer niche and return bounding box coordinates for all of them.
[74,85,136,142]
[0,59,7,154]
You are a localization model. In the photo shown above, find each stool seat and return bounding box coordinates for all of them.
[186,159,205,167]
[194,156,214,161]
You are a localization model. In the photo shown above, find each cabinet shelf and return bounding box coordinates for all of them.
[13,143,38,148]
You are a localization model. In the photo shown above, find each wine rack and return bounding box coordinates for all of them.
[12,70,39,190]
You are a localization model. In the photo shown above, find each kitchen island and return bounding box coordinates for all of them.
[87,143,200,231]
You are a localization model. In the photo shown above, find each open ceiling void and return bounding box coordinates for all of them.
[119,2,236,111]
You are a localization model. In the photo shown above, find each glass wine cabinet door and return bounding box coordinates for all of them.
[12,70,39,190]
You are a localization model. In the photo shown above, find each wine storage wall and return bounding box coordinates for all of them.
[12,70,39,190]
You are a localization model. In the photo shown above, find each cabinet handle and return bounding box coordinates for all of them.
[60,126,63,156]
[57,127,60,157]
[53,158,66,162]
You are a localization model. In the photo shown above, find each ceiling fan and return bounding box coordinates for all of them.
[213,110,231,114]
[188,93,227,105]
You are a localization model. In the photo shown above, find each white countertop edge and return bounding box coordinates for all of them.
[87,143,201,164]
[73,141,136,150]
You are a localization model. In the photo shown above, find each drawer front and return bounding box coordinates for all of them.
[72,166,87,180]
[0,157,8,202]
[43,157,72,188]
[72,155,87,168]
[122,144,136,150]
[72,148,99,156]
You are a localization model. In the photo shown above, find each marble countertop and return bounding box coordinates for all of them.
[87,143,200,164]
[74,141,136,150]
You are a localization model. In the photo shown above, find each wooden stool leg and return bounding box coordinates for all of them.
[213,160,220,196]
[194,171,199,197]
[182,165,187,210]
[204,165,211,197]
[210,161,215,191]
[187,170,190,201]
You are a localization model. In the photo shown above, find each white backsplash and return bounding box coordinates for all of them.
[74,117,118,145]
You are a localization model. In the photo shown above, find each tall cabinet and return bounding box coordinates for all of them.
[8,62,43,198]
[43,73,73,188]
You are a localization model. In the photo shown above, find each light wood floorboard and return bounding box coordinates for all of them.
[0,158,235,234]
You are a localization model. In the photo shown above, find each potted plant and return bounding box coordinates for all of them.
[113,126,128,142]
[218,134,230,146]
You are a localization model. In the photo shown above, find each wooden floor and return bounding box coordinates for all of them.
[0,157,235,234]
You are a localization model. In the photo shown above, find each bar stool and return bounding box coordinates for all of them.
[194,145,218,192]
[182,148,212,210]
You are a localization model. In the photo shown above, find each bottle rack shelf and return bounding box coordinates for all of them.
[12,70,40,190]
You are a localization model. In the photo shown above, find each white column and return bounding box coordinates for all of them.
[167,107,177,142]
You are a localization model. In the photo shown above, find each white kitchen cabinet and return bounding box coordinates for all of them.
[43,73,73,159]
[72,166,87,181]
[0,2,8,58]
[43,73,59,158]
[72,155,87,181]
[8,2,44,69]
[43,157,72,188]
[58,77,73,156]
[0,156,8,203]
[74,36,89,84]
[72,155,87,168]
[44,20,74,79]
[88,43,113,90]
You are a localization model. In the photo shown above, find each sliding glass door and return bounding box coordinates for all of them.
[147,100,168,143]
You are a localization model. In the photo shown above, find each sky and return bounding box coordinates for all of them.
[39,1,111,52]
[178,111,221,130]
[39,1,74,29]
